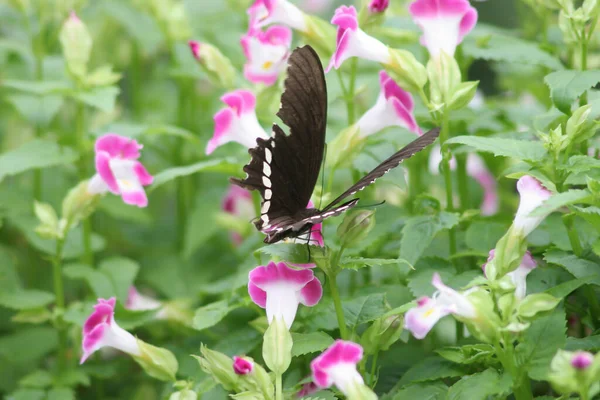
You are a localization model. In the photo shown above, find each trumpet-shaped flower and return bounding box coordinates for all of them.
[125,286,162,311]
[513,175,552,236]
[483,250,537,299]
[369,0,389,13]
[311,340,364,396]
[208,90,268,155]
[241,25,292,86]
[81,298,141,363]
[248,0,308,32]
[409,0,478,58]
[87,134,154,208]
[357,71,420,137]
[223,185,255,245]
[327,6,390,72]
[233,356,254,375]
[405,273,477,339]
[248,261,322,328]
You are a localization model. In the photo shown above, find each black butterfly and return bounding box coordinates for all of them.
[231,45,440,244]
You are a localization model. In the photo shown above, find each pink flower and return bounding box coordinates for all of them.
[248,261,323,328]
[189,40,201,59]
[369,0,389,13]
[222,185,255,245]
[409,0,477,58]
[300,0,334,14]
[514,175,552,236]
[571,351,594,370]
[297,381,319,398]
[357,71,420,137]
[241,25,292,86]
[125,286,162,311]
[87,134,154,207]
[80,298,141,363]
[248,0,307,32]
[233,356,254,375]
[326,6,390,72]
[311,340,364,396]
[405,273,476,339]
[483,250,537,299]
[208,90,268,155]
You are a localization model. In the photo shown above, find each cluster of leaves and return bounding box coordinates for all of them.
[0,0,599,399]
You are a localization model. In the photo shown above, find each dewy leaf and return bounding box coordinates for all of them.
[0,140,78,183]
[291,332,334,357]
[343,293,388,327]
[192,300,236,331]
[446,368,512,400]
[397,356,467,387]
[151,158,240,191]
[515,310,566,380]
[543,249,600,286]
[530,189,592,216]
[445,136,547,162]
[462,34,564,70]
[544,70,600,114]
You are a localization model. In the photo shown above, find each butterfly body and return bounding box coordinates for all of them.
[231,45,439,245]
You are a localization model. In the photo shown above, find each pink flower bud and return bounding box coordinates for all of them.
[233,356,254,375]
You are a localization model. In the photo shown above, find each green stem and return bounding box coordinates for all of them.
[336,69,352,126]
[82,219,93,266]
[75,102,94,266]
[456,153,469,211]
[347,58,358,125]
[562,214,583,257]
[580,38,588,106]
[583,285,600,328]
[52,238,67,372]
[440,111,457,255]
[328,271,348,339]
[407,154,422,209]
[369,350,379,386]
[275,372,283,400]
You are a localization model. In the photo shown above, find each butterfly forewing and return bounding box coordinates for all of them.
[321,127,440,212]
[230,45,327,231]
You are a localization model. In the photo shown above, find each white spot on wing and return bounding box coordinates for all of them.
[261,201,270,214]
[265,189,272,200]
[262,176,271,188]
[261,215,269,224]
[265,148,272,163]
[263,162,271,176]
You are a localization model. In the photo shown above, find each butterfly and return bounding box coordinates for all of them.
[231,45,440,244]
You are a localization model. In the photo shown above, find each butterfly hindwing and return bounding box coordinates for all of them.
[322,127,440,212]
[230,45,327,231]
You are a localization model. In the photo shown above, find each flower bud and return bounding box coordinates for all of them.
[194,345,239,391]
[326,124,364,169]
[63,180,100,232]
[262,317,293,374]
[427,52,462,110]
[34,201,61,240]
[337,210,375,248]
[448,81,479,111]
[169,390,197,400]
[360,315,403,354]
[385,48,428,92]
[188,41,236,89]
[59,12,92,80]
[549,349,600,397]
[516,293,561,319]
[132,339,179,382]
[566,105,597,144]
[233,356,254,375]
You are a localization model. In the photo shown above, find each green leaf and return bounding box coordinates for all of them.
[291,332,334,357]
[2,79,72,95]
[545,276,597,298]
[517,293,561,318]
[6,94,64,126]
[0,289,55,310]
[463,34,563,70]
[343,293,388,327]
[530,189,592,216]
[565,335,600,351]
[98,257,139,301]
[559,155,600,174]
[544,70,600,114]
[255,243,326,265]
[0,327,58,364]
[0,140,78,183]
[18,370,53,389]
[7,389,46,400]
[151,158,240,191]
[445,136,547,162]
[339,257,402,270]
[515,310,566,380]
[465,221,508,252]
[397,356,467,387]
[63,264,116,298]
[435,344,496,365]
[447,368,512,400]
[70,86,120,113]
[544,249,600,285]
[407,258,454,298]
[392,382,447,400]
[400,212,459,265]
[47,388,75,400]
[192,300,236,331]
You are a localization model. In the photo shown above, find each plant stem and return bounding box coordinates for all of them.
[456,154,469,211]
[335,69,352,126]
[562,214,583,257]
[75,102,94,266]
[580,38,588,105]
[328,272,348,339]
[275,373,283,400]
[347,58,358,125]
[369,349,379,386]
[53,238,67,372]
[440,110,457,255]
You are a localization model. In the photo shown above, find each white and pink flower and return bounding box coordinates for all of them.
[208,90,268,155]
[87,134,154,208]
[409,0,477,58]
[513,175,552,236]
[241,25,292,86]
[405,273,477,339]
[483,250,537,299]
[80,298,141,363]
[369,0,389,13]
[125,286,162,311]
[248,261,322,328]
[357,71,421,137]
[571,351,594,370]
[248,0,308,32]
[223,185,255,245]
[311,340,364,396]
[233,356,254,375]
[326,6,390,72]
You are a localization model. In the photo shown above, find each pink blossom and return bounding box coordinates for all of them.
[311,340,364,396]
[357,71,420,137]
[248,0,307,32]
[327,6,390,72]
[222,185,255,245]
[208,90,268,155]
[297,381,319,398]
[571,351,594,370]
[233,356,254,375]
[248,261,322,328]
[125,286,162,311]
[514,175,552,236]
[80,298,141,363]
[369,0,389,13]
[483,250,537,299]
[188,40,201,60]
[241,25,292,86]
[409,0,477,58]
[87,134,153,207]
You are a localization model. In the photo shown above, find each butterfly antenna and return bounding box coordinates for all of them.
[318,143,327,210]
[353,200,387,209]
